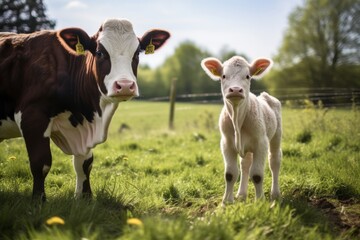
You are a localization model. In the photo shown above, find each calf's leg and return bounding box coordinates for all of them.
[221,139,239,206]
[250,145,267,200]
[73,151,93,198]
[236,152,252,201]
[269,133,282,200]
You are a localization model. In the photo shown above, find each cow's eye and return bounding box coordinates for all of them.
[96,50,104,58]
[246,75,250,80]
[222,75,226,79]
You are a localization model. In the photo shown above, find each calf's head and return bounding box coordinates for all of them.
[201,56,272,106]
[57,18,170,102]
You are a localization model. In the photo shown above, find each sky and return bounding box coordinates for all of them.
[46,0,303,68]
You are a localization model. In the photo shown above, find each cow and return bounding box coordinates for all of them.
[0,18,170,201]
[201,56,282,206]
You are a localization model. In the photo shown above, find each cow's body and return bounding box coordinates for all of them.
[201,56,282,206]
[0,19,170,200]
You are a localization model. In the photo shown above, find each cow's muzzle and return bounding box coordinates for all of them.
[226,87,244,100]
[111,79,138,101]
[225,87,245,106]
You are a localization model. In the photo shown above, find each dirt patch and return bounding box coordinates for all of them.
[309,196,360,237]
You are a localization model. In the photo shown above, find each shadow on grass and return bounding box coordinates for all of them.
[0,189,129,239]
[282,195,360,239]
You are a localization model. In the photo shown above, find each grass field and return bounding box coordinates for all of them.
[0,100,359,239]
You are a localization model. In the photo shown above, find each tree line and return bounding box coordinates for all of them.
[1,0,359,105]
[138,0,360,106]
[264,0,360,106]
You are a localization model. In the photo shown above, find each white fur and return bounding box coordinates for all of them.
[49,101,118,156]
[201,56,282,205]
[99,19,140,99]
[73,151,93,197]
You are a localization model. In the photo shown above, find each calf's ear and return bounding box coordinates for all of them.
[250,58,273,79]
[140,29,170,53]
[57,28,96,55]
[201,57,223,81]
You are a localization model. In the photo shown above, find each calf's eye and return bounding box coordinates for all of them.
[222,75,226,79]
[246,75,250,80]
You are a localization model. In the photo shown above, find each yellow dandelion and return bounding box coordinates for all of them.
[8,156,16,160]
[127,218,143,227]
[46,216,65,225]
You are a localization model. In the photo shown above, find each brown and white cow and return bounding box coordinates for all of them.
[0,18,170,201]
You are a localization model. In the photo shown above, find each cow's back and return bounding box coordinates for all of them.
[259,92,281,111]
[0,31,58,99]
[258,92,281,140]
[0,30,66,141]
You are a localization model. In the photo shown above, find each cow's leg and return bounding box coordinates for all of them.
[236,152,252,201]
[269,132,282,200]
[221,138,239,206]
[73,151,93,198]
[18,110,52,202]
[250,143,267,200]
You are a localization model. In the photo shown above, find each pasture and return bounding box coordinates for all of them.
[0,101,359,239]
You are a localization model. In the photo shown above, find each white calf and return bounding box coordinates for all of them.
[201,56,282,205]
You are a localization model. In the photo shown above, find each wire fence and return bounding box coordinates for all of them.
[142,87,360,108]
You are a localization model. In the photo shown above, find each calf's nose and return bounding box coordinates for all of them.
[113,80,136,96]
[229,87,243,93]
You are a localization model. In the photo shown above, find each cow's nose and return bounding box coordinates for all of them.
[113,80,136,96]
[229,87,243,93]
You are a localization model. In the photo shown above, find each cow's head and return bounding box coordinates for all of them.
[201,56,272,106]
[57,19,170,102]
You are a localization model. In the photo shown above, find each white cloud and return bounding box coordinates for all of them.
[65,1,88,9]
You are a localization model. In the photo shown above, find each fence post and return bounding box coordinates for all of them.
[169,77,177,130]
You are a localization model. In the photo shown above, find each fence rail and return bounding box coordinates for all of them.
[141,87,360,108]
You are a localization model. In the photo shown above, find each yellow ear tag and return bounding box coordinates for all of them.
[76,36,85,55]
[211,69,219,76]
[253,67,263,76]
[145,38,155,55]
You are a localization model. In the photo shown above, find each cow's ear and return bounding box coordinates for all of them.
[250,58,273,79]
[140,29,170,54]
[57,28,96,55]
[201,57,223,81]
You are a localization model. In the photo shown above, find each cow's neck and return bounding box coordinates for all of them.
[67,54,102,117]
[69,53,121,145]
[99,98,119,136]
[50,90,119,157]
[225,98,249,157]
[51,54,122,155]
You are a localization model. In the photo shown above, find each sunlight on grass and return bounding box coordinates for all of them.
[1,101,359,239]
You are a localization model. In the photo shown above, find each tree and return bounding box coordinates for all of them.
[137,66,167,99]
[137,41,263,101]
[266,0,360,91]
[171,41,210,95]
[0,0,55,33]
[158,41,218,97]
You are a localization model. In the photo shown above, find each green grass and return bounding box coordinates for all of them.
[0,101,359,239]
